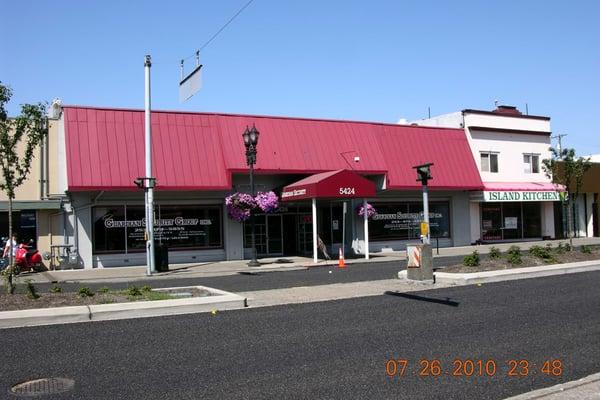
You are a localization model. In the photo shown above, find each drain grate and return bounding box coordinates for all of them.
[11,377,75,397]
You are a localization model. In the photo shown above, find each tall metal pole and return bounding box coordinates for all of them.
[363,199,370,260]
[144,55,156,275]
[312,198,318,263]
[248,160,260,267]
[422,184,430,245]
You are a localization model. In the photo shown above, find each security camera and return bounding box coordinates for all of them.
[354,156,360,163]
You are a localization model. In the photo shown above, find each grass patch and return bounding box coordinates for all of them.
[126,285,142,297]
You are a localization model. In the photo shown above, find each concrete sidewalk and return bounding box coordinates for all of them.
[13,237,600,284]
[505,372,600,399]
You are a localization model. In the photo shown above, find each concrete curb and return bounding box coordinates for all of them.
[504,372,600,399]
[0,286,246,329]
[398,260,600,285]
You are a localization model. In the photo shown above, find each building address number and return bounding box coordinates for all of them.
[339,187,356,195]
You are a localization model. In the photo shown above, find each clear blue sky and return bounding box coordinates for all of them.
[2,0,599,155]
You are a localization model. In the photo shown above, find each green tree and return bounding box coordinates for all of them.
[542,147,592,248]
[0,83,47,293]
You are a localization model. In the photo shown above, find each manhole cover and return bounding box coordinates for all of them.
[11,377,74,397]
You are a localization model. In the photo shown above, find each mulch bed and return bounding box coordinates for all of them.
[441,245,600,273]
[0,287,211,312]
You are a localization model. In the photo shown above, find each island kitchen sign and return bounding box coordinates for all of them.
[483,191,561,202]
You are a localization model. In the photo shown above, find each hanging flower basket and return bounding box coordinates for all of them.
[357,202,377,219]
[225,193,257,222]
[225,191,280,222]
[255,191,279,213]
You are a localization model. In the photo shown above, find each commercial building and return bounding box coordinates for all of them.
[412,105,562,244]
[9,103,596,269]
[51,105,489,268]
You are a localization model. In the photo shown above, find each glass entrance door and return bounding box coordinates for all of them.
[266,215,283,255]
[297,214,313,256]
[481,204,502,241]
[502,203,521,240]
[244,214,283,256]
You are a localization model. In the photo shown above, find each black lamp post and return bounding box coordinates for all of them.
[243,125,260,267]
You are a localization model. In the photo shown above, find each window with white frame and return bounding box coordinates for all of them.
[480,152,499,173]
[523,154,540,173]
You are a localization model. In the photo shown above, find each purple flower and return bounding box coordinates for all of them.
[225,191,280,222]
[225,192,257,222]
[357,203,377,219]
[255,191,279,213]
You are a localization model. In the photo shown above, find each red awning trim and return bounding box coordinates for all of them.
[281,170,376,201]
[483,182,564,191]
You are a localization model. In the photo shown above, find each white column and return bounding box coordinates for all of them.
[312,198,318,263]
[363,199,369,260]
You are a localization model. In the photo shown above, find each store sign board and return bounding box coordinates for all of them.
[483,191,561,202]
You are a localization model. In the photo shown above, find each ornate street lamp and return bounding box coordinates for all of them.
[243,125,260,267]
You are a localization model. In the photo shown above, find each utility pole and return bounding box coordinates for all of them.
[551,133,568,155]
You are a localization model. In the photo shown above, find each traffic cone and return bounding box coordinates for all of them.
[338,247,346,268]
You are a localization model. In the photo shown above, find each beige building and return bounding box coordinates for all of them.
[1,101,68,267]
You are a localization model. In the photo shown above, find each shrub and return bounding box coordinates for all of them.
[488,247,501,259]
[141,285,152,293]
[581,245,592,254]
[126,285,142,297]
[463,251,480,267]
[97,286,110,294]
[556,242,572,254]
[50,285,62,293]
[25,280,39,300]
[79,287,94,297]
[507,245,522,265]
[529,245,555,262]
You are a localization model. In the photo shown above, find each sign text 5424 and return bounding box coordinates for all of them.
[339,187,355,195]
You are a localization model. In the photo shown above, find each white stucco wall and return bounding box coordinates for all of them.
[463,113,550,133]
[587,193,595,237]
[468,130,552,183]
[542,202,555,238]
[410,112,463,128]
[470,202,480,243]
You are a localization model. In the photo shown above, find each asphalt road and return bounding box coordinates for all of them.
[1,271,600,399]
[28,254,467,294]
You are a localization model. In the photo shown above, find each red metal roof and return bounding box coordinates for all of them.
[63,106,483,191]
[377,125,483,190]
[281,169,376,201]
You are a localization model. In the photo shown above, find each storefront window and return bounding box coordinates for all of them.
[523,202,542,238]
[369,202,451,241]
[93,206,127,253]
[481,202,541,241]
[0,210,37,246]
[93,205,222,254]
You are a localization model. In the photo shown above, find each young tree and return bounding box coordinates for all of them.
[0,82,47,293]
[542,147,592,248]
